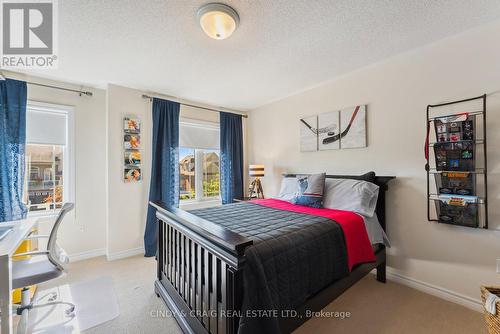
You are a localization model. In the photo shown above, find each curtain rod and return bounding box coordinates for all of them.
[142,94,248,118]
[28,81,93,96]
[0,73,93,96]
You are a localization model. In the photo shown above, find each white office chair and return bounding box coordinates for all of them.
[11,203,76,334]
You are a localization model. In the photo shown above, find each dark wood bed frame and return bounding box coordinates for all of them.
[151,174,394,334]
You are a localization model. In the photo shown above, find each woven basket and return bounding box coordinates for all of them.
[481,286,500,334]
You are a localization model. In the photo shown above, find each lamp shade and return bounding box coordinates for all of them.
[249,164,264,177]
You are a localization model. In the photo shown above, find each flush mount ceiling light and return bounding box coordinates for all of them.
[197,3,239,40]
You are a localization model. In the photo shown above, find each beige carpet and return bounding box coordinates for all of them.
[37,255,486,334]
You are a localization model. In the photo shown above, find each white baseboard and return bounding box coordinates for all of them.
[69,248,482,312]
[106,247,144,261]
[68,248,106,262]
[68,246,145,262]
[385,268,483,312]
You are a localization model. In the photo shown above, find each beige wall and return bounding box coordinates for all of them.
[247,21,500,304]
[6,71,107,259]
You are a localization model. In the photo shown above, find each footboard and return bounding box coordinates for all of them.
[150,201,253,334]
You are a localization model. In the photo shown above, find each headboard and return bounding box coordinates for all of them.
[282,173,395,231]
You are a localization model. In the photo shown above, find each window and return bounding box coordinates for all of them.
[179,119,220,203]
[24,102,74,214]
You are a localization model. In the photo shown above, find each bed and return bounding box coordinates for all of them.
[151,173,394,334]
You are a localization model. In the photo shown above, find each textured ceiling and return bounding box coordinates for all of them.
[21,0,500,110]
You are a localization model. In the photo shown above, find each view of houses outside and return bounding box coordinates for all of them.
[179,148,195,200]
[202,150,220,198]
[24,144,64,212]
[179,148,220,201]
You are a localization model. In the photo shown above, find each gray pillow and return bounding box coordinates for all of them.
[323,178,379,217]
[276,177,297,202]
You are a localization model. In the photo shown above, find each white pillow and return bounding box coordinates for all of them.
[323,178,379,217]
[276,177,297,202]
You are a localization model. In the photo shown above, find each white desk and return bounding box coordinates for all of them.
[0,218,38,334]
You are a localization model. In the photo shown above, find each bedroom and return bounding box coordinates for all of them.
[0,1,499,333]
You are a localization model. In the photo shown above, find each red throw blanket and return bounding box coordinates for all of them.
[252,198,375,271]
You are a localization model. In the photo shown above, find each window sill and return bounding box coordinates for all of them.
[180,199,221,210]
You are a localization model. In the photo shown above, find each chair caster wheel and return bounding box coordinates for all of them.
[48,292,58,302]
[65,305,76,317]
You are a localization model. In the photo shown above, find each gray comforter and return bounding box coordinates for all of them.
[189,202,349,334]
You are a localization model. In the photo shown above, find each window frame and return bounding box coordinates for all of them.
[25,101,75,217]
[178,118,221,207]
[179,148,221,206]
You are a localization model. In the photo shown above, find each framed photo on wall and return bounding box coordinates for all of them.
[318,110,340,150]
[124,150,141,166]
[124,117,141,133]
[300,115,318,152]
[124,134,140,150]
[339,105,366,149]
[124,167,142,182]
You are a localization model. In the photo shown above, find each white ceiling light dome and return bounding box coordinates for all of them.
[197,3,240,40]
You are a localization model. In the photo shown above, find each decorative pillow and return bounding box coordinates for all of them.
[276,177,298,202]
[323,178,379,217]
[292,173,326,208]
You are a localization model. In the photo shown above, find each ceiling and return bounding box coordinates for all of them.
[22,0,500,110]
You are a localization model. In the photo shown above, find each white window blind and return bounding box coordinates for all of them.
[179,119,220,150]
[26,108,67,145]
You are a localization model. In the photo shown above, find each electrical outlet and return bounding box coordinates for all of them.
[496,259,500,273]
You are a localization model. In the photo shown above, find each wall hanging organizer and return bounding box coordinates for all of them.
[425,94,488,229]
[123,116,142,182]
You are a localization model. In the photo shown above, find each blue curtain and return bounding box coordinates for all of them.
[144,98,180,257]
[220,112,244,204]
[0,79,27,222]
